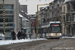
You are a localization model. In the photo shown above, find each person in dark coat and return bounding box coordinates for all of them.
[22,31,26,39]
[11,30,16,40]
[17,31,22,40]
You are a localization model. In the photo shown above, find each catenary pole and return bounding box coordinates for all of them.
[37,4,50,38]
[3,0,5,36]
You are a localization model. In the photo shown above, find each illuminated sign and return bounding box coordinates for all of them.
[52,25,59,26]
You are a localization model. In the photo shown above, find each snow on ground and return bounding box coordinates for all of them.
[0,38,47,46]
[62,36,75,38]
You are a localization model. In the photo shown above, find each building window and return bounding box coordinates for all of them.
[5,23,13,26]
[59,0,61,2]
[0,30,3,33]
[5,11,13,14]
[0,5,13,9]
[73,3,75,9]
[67,5,70,11]
[0,4,13,14]
[0,16,13,22]
[47,19,49,22]
[0,18,3,22]
[0,23,13,26]
[63,16,65,22]
[0,11,3,14]
[64,6,65,13]
[62,0,65,2]
[52,6,54,9]
[42,19,45,23]
[67,16,70,22]
[0,28,13,33]
[64,17,65,22]
[73,15,75,21]
[6,17,13,22]
[0,10,13,14]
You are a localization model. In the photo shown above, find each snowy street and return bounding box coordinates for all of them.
[0,38,75,50]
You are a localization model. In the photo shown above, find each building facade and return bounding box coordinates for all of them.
[49,0,64,21]
[62,0,75,36]
[0,0,19,39]
[38,0,75,36]
[39,0,65,26]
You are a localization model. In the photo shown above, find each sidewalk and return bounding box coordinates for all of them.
[62,36,75,38]
[0,38,47,46]
[31,34,36,39]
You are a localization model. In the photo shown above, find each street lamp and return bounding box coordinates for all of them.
[3,0,5,36]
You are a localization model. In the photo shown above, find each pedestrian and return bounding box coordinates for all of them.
[29,34,31,39]
[22,31,26,39]
[17,31,22,40]
[11,30,16,40]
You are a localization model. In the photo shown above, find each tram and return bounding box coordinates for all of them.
[41,21,62,39]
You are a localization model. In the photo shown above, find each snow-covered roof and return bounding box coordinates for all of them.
[22,17,28,21]
[23,27,26,29]
[25,18,28,20]
[19,14,23,17]
[64,0,75,3]
[21,10,24,12]
[19,14,28,21]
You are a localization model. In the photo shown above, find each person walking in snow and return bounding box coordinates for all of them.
[17,31,22,40]
[22,31,26,39]
[11,30,16,40]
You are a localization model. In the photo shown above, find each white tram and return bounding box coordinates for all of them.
[41,21,62,39]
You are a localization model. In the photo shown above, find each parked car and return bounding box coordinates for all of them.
[0,33,5,40]
[62,34,67,36]
[67,33,72,37]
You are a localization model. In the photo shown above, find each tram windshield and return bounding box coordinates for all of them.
[51,24,61,33]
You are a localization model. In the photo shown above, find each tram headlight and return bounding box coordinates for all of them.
[59,33,62,36]
[51,33,54,36]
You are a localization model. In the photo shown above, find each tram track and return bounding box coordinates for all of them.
[29,39,71,50]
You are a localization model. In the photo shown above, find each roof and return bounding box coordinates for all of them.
[19,14,29,21]
[19,14,23,17]
[64,0,75,3]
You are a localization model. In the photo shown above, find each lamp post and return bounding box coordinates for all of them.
[3,0,5,36]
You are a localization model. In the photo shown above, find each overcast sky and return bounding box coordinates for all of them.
[19,0,53,14]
